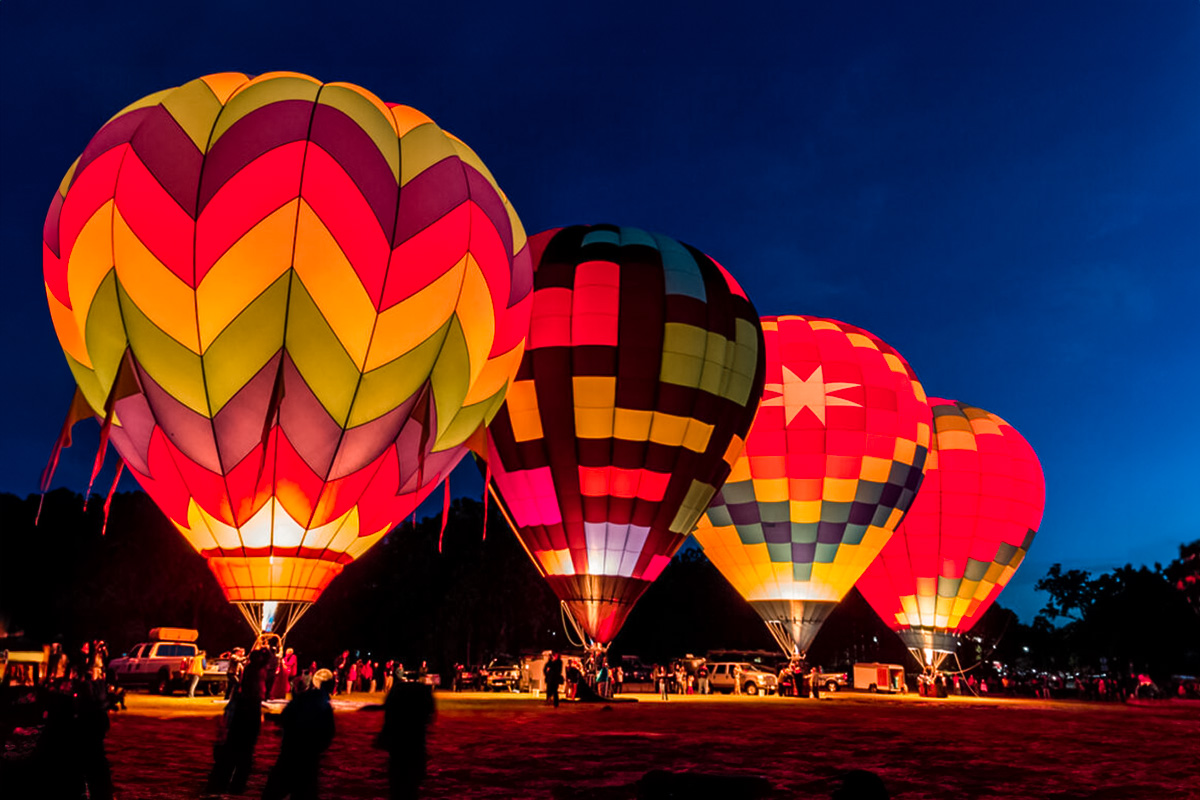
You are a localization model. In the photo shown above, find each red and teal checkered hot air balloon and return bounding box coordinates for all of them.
[693,316,932,657]
[43,72,532,636]
[484,225,766,647]
[856,399,1046,671]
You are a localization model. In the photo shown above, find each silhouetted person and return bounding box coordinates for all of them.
[208,647,270,795]
[831,769,889,800]
[543,653,563,708]
[262,668,335,799]
[377,682,435,800]
[37,670,114,800]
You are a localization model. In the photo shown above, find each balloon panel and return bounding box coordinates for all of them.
[694,316,931,606]
[44,73,532,602]
[486,225,765,642]
[856,398,1045,635]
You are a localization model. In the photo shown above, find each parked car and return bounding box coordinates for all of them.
[817,669,850,693]
[481,658,521,692]
[707,661,778,696]
[107,628,227,695]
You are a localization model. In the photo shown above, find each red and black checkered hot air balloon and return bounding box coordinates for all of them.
[856,399,1046,671]
[484,225,766,647]
[42,72,532,636]
[693,316,932,656]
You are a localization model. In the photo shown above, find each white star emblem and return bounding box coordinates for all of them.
[760,365,861,426]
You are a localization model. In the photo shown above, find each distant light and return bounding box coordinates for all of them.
[1023,646,1030,653]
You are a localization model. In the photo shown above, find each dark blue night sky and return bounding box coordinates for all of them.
[2,1,1198,622]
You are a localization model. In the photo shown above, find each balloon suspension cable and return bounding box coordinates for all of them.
[762,621,802,660]
[952,652,981,697]
[234,600,313,643]
[560,601,590,650]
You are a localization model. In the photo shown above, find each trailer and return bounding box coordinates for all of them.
[853,662,907,693]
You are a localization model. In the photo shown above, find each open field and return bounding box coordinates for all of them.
[94,691,1199,798]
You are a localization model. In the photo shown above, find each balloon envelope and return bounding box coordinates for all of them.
[856,398,1045,666]
[694,316,932,655]
[485,225,765,644]
[43,72,532,629]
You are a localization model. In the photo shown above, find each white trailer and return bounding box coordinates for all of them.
[853,662,906,693]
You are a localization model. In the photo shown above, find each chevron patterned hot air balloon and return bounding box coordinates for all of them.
[484,225,766,647]
[856,399,1045,671]
[693,316,932,657]
[43,72,532,635]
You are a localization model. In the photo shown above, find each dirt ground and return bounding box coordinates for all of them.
[98,690,1198,799]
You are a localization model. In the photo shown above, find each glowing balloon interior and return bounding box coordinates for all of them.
[856,398,1046,670]
[485,225,765,646]
[43,72,532,634]
[693,316,932,656]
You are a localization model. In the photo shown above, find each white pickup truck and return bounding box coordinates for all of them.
[108,628,227,695]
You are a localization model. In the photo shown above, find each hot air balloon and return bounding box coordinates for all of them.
[43,72,532,637]
[693,316,932,657]
[483,225,765,648]
[856,399,1045,672]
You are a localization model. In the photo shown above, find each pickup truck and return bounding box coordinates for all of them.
[107,628,228,696]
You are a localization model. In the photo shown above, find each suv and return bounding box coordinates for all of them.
[481,658,521,692]
[707,661,778,696]
[108,628,226,695]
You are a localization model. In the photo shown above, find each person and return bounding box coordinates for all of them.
[334,651,349,696]
[543,653,563,708]
[778,664,792,698]
[361,660,374,694]
[733,664,743,696]
[207,647,270,795]
[347,660,359,695]
[187,650,207,699]
[226,647,246,700]
[697,663,709,696]
[596,659,610,698]
[273,647,297,701]
[261,668,335,800]
[565,660,582,700]
[377,680,435,800]
[613,664,624,695]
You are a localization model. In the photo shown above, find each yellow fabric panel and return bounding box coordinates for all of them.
[285,278,362,423]
[801,563,848,601]
[456,255,497,389]
[761,318,780,332]
[440,390,506,451]
[118,282,208,415]
[574,376,616,407]
[199,73,250,105]
[389,105,435,137]
[505,380,543,442]
[682,418,714,453]
[614,408,653,441]
[191,500,243,551]
[346,529,387,560]
[537,548,574,576]
[365,256,464,371]
[399,124,457,186]
[723,434,746,467]
[213,73,321,144]
[670,480,717,534]
[200,272,289,415]
[319,84,401,182]
[899,595,920,623]
[56,156,81,196]
[292,201,376,368]
[917,594,936,621]
[845,332,877,350]
[66,201,118,364]
[916,421,931,447]
[103,88,174,127]
[575,406,614,439]
[882,353,905,375]
[160,78,224,152]
[113,208,199,353]
[892,436,918,465]
[809,320,840,331]
[698,331,730,396]
[323,509,364,555]
[649,411,689,447]
[970,417,1004,437]
[755,477,788,503]
[937,429,978,452]
[197,200,297,351]
[430,317,471,449]
[822,477,857,503]
[790,500,822,524]
[859,456,892,483]
[63,353,106,416]
[934,413,974,433]
[82,272,128,393]
[726,453,753,483]
[859,526,891,555]
[916,577,937,597]
[461,342,522,406]
[350,319,448,428]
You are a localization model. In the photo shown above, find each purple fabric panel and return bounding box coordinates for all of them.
[391,157,469,246]
[74,107,152,185]
[277,356,344,478]
[464,166,512,256]
[329,392,420,481]
[198,100,315,212]
[211,352,281,473]
[135,361,221,473]
[309,103,398,235]
[128,104,205,213]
